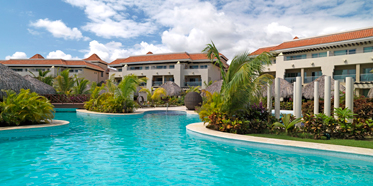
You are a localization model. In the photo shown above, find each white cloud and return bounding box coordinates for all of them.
[27,28,40,35]
[61,0,373,62]
[30,18,89,40]
[46,50,80,60]
[83,40,170,63]
[5,52,27,60]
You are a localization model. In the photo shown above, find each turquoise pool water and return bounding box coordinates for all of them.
[1,111,373,185]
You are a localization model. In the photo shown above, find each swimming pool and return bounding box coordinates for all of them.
[1,110,373,185]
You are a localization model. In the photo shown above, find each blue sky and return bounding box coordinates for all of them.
[1,0,373,63]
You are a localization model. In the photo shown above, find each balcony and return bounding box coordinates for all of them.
[304,76,321,83]
[152,81,163,86]
[333,74,356,82]
[360,73,373,82]
[184,81,202,87]
[284,77,297,83]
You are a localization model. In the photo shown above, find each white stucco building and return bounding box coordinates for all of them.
[251,27,373,96]
[0,54,109,83]
[109,52,228,89]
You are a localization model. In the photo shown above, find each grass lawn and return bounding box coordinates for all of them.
[247,133,373,149]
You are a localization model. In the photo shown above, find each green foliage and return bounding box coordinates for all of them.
[198,92,224,124]
[203,80,213,87]
[262,97,293,110]
[272,114,302,134]
[151,87,167,101]
[72,76,90,95]
[54,69,75,95]
[30,69,54,86]
[84,74,145,113]
[0,89,54,126]
[185,86,200,94]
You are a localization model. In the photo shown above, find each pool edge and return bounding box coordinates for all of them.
[186,122,373,157]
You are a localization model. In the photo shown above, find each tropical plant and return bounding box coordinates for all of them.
[185,86,200,94]
[198,92,224,124]
[30,69,54,86]
[202,41,273,114]
[203,80,213,87]
[54,69,75,95]
[151,87,167,101]
[72,76,90,95]
[0,89,54,126]
[272,114,302,134]
[114,74,147,112]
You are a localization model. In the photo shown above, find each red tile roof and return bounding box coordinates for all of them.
[84,53,108,64]
[250,27,373,55]
[110,52,229,68]
[0,57,105,71]
[30,54,45,59]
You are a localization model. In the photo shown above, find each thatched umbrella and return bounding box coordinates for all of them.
[160,81,182,96]
[24,75,57,95]
[302,75,345,99]
[0,64,35,99]
[261,78,293,98]
[205,80,223,94]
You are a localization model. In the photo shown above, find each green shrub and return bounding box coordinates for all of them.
[0,89,54,126]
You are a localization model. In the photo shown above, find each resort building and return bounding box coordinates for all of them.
[0,54,109,83]
[251,27,373,96]
[109,52,228,89]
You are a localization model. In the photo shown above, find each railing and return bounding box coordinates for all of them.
[284,77,297,83]
[333,74,356,82]
[360,73,373,82]
[304,76,321,83]
[42,94,90,103]
[184,81,202,86]
[152,81,163,86]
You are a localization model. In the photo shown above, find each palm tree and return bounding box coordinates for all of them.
[151,87,167,100]
[114,74,146,112]
[203,80,213,87]
[72,76,90,94]
[30,69,54,86]
[202,41,273,113]
[53,69,75,94]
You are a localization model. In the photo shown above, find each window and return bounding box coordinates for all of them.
[169,65,175,69]
[118,68,122,72]
[273,59,276,64]
[285,54,306,60]
[189,65,199,69]
[75,70,79,73]
[152,65,167,69]
[285,72,301,77]
[101,72,103,77]
[334,49,356,56]
[35,69,45,72]
[69,69,74,73]
[129,66,143,70]
[364,47,373,53]
[312,52,327,58]
[200,65,208,69]
[145,66,149,70]
[12,69,23,72]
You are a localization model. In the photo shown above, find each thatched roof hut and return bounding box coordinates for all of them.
[24,75,57,95]
[302,75,345,99]
[206,80,223,94]
[160,81,182,96]
[0,64,35,99]
[261,78,293,98]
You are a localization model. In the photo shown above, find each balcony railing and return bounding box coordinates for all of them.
[304,76,321,83]
[184,81,202,87]
[360,73,373,82]
[152,81,163,86]
[333,74,356,82]
[284,77,297,83]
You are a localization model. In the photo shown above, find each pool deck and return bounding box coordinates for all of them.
[0,120,70,138]
[76,106,198,115]
[187,122,373,157]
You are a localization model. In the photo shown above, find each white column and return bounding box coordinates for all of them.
[324,76,331,116]
[314,81,319,115]
[267,83,272,112]
[275,78,280,119]
[346,77,353,112]
[295,77,302,118]
[334,80,340,118]
[293,83,296,116]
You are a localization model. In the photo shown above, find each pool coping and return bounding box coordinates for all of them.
[0,120,69,131]
[76,106,198,115]
[186,122,373,157]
